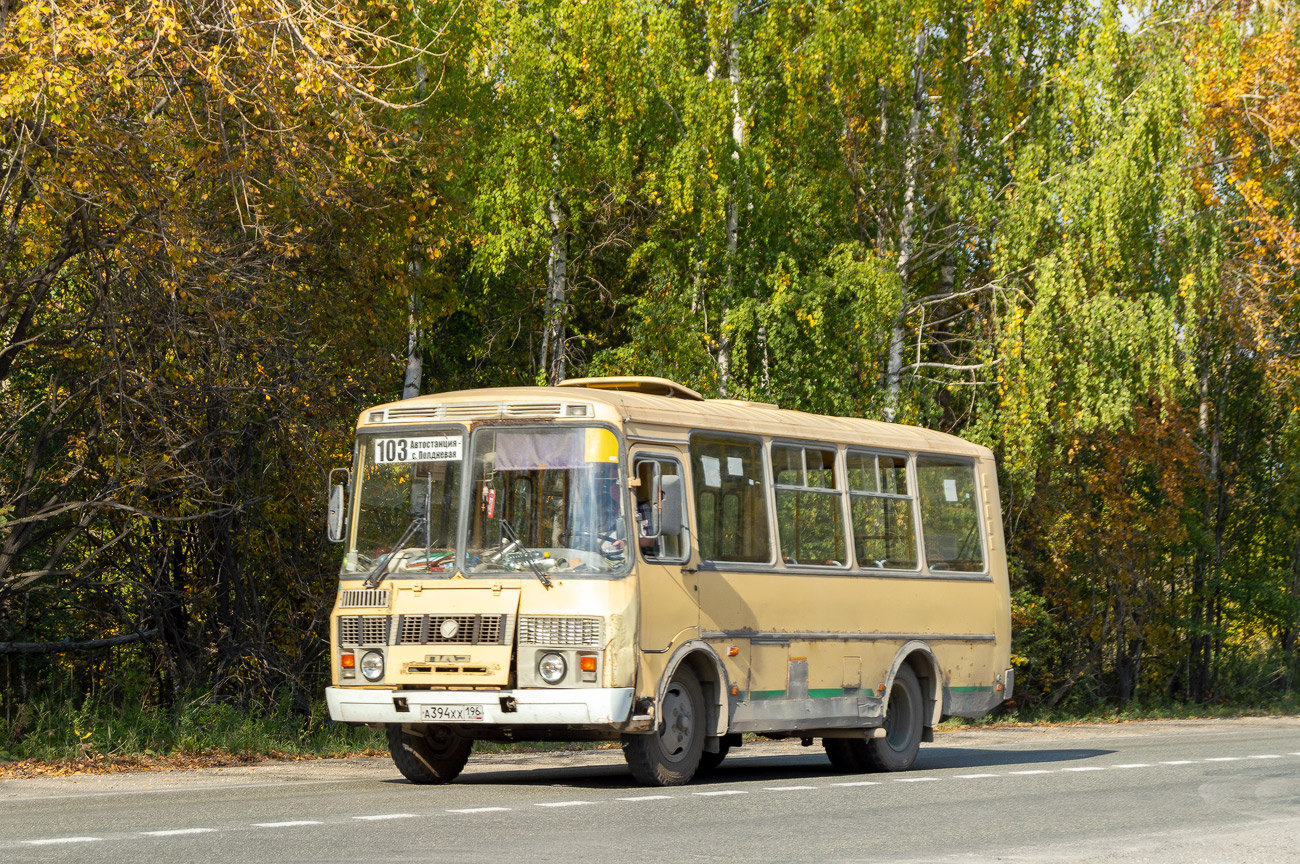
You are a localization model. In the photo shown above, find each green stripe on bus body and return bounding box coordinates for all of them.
[808,688,849,698]
[747,690,786,701]
[947,686,993,692]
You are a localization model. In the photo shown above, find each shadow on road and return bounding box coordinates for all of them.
[384,744,1114,790]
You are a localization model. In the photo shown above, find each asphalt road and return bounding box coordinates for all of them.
[1,716,1298,863]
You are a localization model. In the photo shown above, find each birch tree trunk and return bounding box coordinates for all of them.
[402,60,430,401]
[884,29,928,422]
[540,131,567,385]
[718,0,745,398]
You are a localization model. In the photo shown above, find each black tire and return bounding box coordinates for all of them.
[622,668,706,786]
[863,664,924,772]
[823,737,869,773]
[697,740,731,773]
[386,723,472,784]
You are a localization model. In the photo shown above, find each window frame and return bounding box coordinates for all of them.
[631,452,692,565]
[913,453,989,576]
[688,431,776,569]
[768,438,850,571]
[843,447,922,574]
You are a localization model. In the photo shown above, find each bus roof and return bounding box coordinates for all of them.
[356,378,988,458]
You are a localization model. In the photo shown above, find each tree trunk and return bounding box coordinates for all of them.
[884,29,928,422]
[718,0,745,398]
[402,283,421,400]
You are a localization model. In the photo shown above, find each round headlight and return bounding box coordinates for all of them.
[360,650,384,681]
[538,652,567,685]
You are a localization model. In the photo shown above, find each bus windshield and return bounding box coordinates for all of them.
[343,431,463,575]
[465,426,627,576]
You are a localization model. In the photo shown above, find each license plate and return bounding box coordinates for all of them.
[420,704,485,722]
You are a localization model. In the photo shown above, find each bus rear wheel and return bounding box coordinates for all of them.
[864,664,924,772]
[386,723,472,784]
[622,668,705,786]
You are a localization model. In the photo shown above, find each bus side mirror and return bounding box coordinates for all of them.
[326,468,350,543]
[658,475,684,536]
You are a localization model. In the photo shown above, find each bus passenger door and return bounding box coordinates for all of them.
[629,453,699,692]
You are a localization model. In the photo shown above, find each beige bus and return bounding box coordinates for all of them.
[324,377,1012,786]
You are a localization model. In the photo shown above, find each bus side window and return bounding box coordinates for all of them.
[690,434,772,565]
[847,450,918,570]
[916,456,985,572]
[772,442,847,566]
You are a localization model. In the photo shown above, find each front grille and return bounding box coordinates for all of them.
[339,588,389,609]
[518,616,603,647]
[337,615,392,646]
[393,614,511,645]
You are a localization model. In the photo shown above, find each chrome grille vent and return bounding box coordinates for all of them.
[338,617,360,644]
[518,616,603,647]
[393,614,511,645]
[360,615,390,645]
[385,406,442,420]
[443,403,499,419]
[337,615,391,646]
[339,589,389,609]
[504,402,562,417]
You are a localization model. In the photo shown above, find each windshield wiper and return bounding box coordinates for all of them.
[498,520,552,590]
[362,517,426,589]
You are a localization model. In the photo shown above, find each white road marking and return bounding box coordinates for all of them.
[831,781,881,786]
[1009,770,1052,775]
[1161,761,1195,765]
[955,773,1001,779]
[534,801,593,808]
[253,821,323,828]
[1063,766,1105,772]
[694,790,747,796]
[894,777,937,782]
[1114,764,1152,769]
[767,785,818,791]
[353,813,418,821]
[1249,755,1281,759]
[1205,757,1242,762]
[4,778,356,804]
[616,795,673,801]
[141,828,217,837]
[447,807,511,814]
[23,837,101,845]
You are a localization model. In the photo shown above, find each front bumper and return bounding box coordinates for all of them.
[326,686,634,726]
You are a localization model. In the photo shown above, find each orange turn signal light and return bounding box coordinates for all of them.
[579,656,597,673]
[340,652,356,669]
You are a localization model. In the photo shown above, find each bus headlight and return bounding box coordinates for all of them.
[360,650,385,681]
[538,652,567,685]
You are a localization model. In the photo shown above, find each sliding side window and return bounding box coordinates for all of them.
[772,443,847,567]
[915,456,985,572]
[846,451,918,570]
[691,435,772,564]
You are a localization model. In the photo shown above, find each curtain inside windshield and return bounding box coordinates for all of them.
[466,427,625,575]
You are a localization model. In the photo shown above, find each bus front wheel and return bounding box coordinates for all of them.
[622,668,705,786]
[386,723,472,784]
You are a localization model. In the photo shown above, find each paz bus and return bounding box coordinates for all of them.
[324,377,1012,786]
